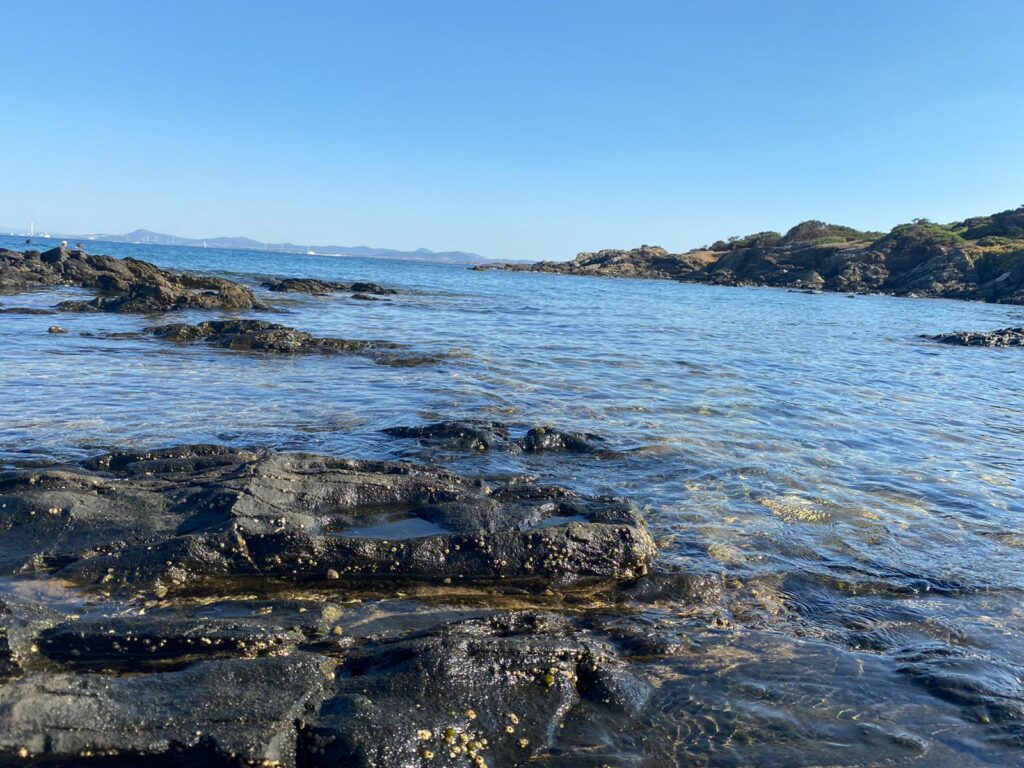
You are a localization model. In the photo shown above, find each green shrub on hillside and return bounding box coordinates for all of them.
[958,206,1024,240]
[726,231,783,249]
[873,219,965,248]
[781,220,877,246]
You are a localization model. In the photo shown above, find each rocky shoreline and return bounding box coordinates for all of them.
[2,235,1022,765]
[476,206,1024,304]
[0,443,690,766]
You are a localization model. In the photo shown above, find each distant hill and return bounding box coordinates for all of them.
[11,227,490,264]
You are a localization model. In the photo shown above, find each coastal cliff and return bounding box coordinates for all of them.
[477,206,1024,303]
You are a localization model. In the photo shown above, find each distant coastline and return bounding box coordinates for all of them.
[2,227,493,265]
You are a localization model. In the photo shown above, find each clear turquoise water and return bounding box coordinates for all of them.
[1,235,1023,765]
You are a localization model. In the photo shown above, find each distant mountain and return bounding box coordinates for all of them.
[22,227,490,264]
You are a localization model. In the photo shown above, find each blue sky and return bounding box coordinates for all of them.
[2,1,1022,260]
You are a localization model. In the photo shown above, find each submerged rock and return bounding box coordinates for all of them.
[0,653,335,766]
[897,643,1024,744]
[262,278,397,296]
[0,307,58,315]
[384,421,610,455]
[146,319,396,354]
[922,326,1024,347]
[0,445,656,593]
[0,246,266,313]
[144,319,437,365]
[517,426,606,454]
[261,277,349,295]
[383,421,511,452]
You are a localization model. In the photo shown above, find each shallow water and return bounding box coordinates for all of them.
[1,235,1023,764]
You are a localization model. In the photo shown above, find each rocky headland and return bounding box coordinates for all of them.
[478,206,1024,304]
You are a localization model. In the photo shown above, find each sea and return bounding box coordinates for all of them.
[1,235,1023,765]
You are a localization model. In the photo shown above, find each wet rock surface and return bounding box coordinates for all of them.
[147,319,396,353]
[0,307,58,315]
[144,319,438,365]
[923,326,1024,347]
[0,440,667,767]
[304,612,648,767]
[0,246,267,313]
[0,594,62,679]
[261,277,397,296]
[0,653,336,766]
[0,445,656,593]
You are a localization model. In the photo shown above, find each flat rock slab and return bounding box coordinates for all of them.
[0,653,335,766]
[37,615,306,670]
[261,278,397,296]
[34,598,346,671]
[0,246,266,314]
[0,307,59,315]
[145,319,437,366]
[923,326,1024,347]
[0,445,656,594]
[0,594,62,679]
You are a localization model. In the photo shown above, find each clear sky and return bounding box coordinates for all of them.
[2,1,1022,260]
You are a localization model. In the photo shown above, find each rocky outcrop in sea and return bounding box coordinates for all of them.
[922,326,1024,347]
[0,245,267,313]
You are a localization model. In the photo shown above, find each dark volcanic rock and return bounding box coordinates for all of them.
[0,653,335,766]
[0,245,267,313]
[349,282,397,295]
[897,643,1024,743]
[262,278,397,296]
[384,421,511,452]
[146,319,397,354]
[0,594,62,679]
[36,613,308,670]
[476,245,715,281]
[517,426,606,454]
[144,319,436,365]
[0,307,58,315]
[922,326,1024,347]
[0,445,656,594]
[384,422,609,455]
[302,612,648,767]
[261,277,349,295]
